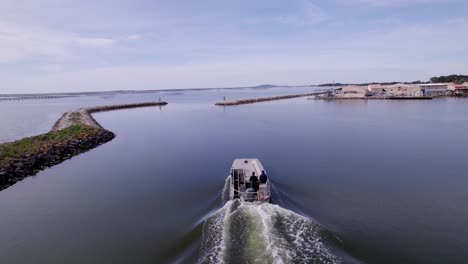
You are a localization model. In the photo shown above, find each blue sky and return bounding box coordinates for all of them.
[0,0,467,93]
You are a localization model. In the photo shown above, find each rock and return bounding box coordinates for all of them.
[29,157,37,166]
[15,170,26,177]
[6,166,15,173]
[14,162,24,168]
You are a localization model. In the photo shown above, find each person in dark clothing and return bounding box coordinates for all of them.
[249,172,259,192]
[259,170,268,183]
[249,172,258,183]
[252,180,260,192]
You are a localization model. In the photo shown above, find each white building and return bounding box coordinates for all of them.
[368,84,385,94]
[417,83,448,96]
[384,84,423,97]
[336,85,369,98]
[447,83,468,95]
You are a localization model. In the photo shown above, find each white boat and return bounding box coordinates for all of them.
[228,159,271,203]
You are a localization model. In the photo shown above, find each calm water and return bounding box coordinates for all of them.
[1,88,468,263]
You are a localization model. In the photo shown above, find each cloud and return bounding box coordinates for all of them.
[39,64,63,72]
[0,22,118,63]
[246,0,329,26]
[348,17,468,56]
[275,0,329,25]
[2,16,468,93]
[0,22,71,62]
[77,37,115,47]
[0,0,467,94]
[127,34,142,40]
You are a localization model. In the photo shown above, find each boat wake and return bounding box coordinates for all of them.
[198,178,342,264]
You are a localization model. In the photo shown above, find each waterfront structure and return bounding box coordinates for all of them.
[336,85,369,98]
[384,84,422,97]
[368,84,385,94]
[447,83,468,95]
[417,83,448,96]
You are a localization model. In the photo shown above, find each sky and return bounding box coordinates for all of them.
[0,0,467,93]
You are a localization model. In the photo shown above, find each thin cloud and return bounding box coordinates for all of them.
[275,0,329,25]
[127,34,142,40]
[78,37,115,47]
[246,0,329,26]
[0,22,71,62]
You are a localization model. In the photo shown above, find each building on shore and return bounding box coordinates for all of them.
[417,83,448,96]
[384,84,423,97]
[368,84,385,94]
[447,83,468,95]
[336,85,369,98]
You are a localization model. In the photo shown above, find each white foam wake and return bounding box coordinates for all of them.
[198,201,341,264]
[221,176,231,205]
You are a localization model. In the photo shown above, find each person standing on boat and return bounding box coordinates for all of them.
[250,172,259,192]
[259,170,268,184]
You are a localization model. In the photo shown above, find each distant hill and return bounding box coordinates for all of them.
[250,84,280,88]
[430,74,468,84]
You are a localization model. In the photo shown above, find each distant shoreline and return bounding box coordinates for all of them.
[0,84,316,98]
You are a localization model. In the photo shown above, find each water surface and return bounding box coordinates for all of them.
[1,89,468,263]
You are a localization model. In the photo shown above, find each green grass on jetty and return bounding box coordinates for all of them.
[0,124,97,167]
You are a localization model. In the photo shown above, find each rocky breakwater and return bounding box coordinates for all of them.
[0,101,168,191]
[215,92,331,106]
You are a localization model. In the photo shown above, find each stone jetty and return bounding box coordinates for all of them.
[52,101,168,131]
[215,91,333,106]
[0,101,168,191]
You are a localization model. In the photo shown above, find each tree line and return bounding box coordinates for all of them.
[430,75,468,84]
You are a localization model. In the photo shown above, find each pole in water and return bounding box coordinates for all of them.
[158,97,161,103]
[223,96,226,101]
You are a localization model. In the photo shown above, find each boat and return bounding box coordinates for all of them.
[228,159,271,203]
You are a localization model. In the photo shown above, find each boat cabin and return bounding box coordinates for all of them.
[229,159,271,203]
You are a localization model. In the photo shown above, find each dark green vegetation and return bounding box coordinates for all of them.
[430,74,468,84]
[0,124,97,167]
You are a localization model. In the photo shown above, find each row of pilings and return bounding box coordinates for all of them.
[0,95,79,101]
